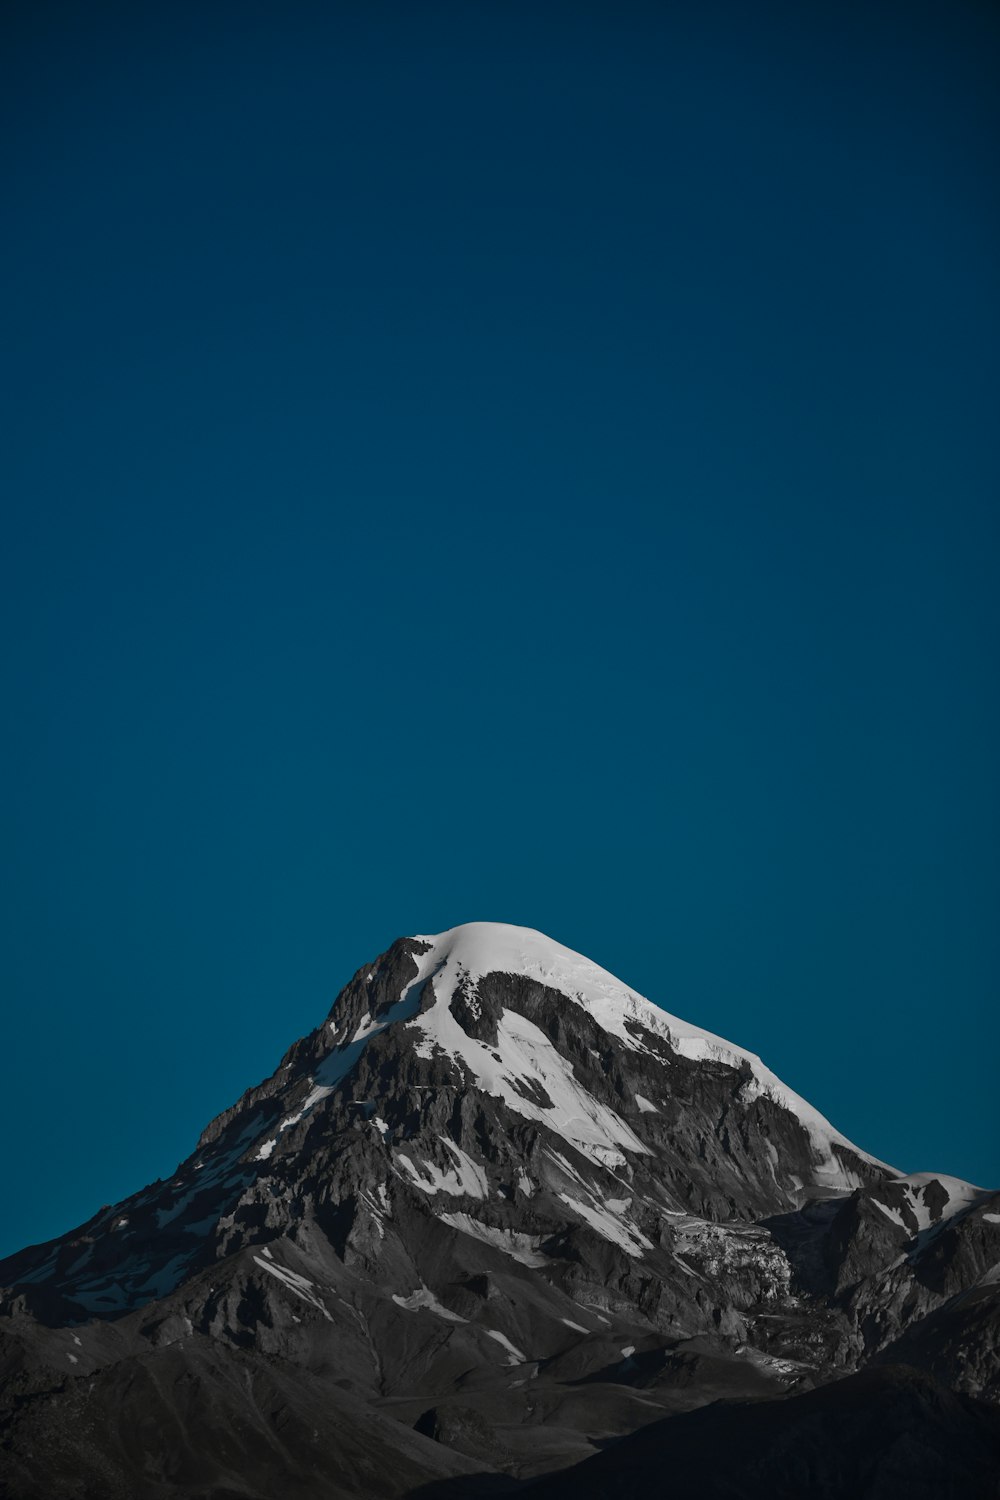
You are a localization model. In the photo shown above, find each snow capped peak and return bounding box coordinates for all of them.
[413,921,598,976]
[404,924,650,1170]
[410,921,677,1044]
[410,922,894,1187]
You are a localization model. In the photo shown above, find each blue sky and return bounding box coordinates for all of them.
[1,0,997,1256]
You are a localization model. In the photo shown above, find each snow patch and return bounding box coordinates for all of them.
[558,1192,653,1257]
[395,1138,489,1199]
[356,1187,387,1238]
[438,1213,549,1267]
[544,1148,591,1189]
[891,1173,992,1232]
[392,1286,467,1322]
[485,1328,526,1364]
[871,1199,908,1232]
[253,1254,332,1321]
[132,1253,192,1302]
[155,1189,201,1229]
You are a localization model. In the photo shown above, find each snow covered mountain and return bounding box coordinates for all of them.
[1,922,997,1499]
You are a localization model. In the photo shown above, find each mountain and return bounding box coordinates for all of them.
[1,921,997,1499]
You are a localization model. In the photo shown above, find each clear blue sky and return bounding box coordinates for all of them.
[1,0,997,1257]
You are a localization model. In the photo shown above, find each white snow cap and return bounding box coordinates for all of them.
[408,922,894,1186]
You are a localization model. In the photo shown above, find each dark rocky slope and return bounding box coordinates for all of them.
[464,1366,1000,1500]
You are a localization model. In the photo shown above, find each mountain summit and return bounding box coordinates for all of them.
[1,923,997,1499]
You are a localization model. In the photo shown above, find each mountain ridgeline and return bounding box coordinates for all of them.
[1,923,998,1498]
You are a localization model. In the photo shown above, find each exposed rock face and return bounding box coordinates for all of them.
[0,922,995,1498]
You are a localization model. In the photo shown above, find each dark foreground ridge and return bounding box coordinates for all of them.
[413,1367,1000,1500]
[1,924,997,1498]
